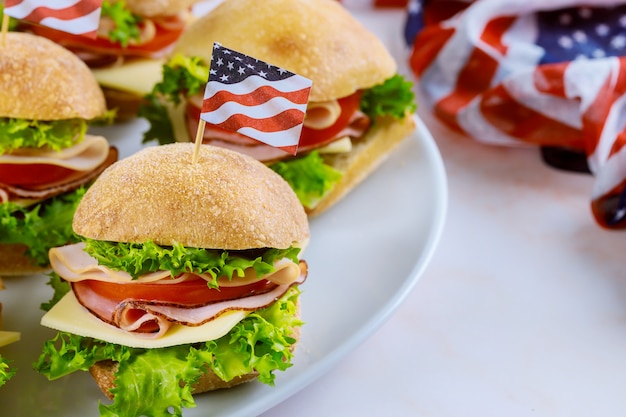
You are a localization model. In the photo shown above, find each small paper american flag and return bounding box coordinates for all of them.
[406,0,626,230]
[200,43,312,156]
[4,0,102,38]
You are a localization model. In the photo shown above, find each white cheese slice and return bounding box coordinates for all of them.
[41,292,248,349]
[0,331,20,348]
[91,59,165,96]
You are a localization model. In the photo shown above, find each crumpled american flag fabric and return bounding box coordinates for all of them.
[200,43,312,156]
[406,0,626,229]
[340,0,409,7]
[4,0,102,37]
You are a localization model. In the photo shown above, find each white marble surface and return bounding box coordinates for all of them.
[262,8,626,417]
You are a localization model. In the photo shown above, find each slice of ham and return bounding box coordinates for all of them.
[49,242,302,286]
[50,242,178,283]
[71,261,307,339]
[0,145,118,203]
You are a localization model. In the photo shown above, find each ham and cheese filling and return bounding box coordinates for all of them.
[49,242,307,339]
[26,12,189,69]
[0,135,117,204]
[183,91,371,162]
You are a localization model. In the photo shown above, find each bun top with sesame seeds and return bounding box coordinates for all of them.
[0,32,106,121]
[73,143,310,250]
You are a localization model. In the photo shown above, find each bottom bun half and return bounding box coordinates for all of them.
[88,302,302,399]
[102,87,146,122]
[0,244,48,277]
[90,359,259,399]
[307,113,416,217]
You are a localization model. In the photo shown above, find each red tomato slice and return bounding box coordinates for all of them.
[28,21,183,57]
[76,277,277,305]
[0,164,75,186]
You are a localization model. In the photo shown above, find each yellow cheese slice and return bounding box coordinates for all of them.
[91,59,165,96]
[318,136,352,154]
[0,331,20,348]
[41,292,247,349]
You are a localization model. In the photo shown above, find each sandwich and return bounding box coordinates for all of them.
[0,32,118,276]
[35,143,310,416]
[15,0,203,120]
[140,0,417,216]
[0,278,20,388]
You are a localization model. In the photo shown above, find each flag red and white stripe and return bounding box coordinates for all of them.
[4,0,102,37]
[406,0,626,228]
[200,43,312,156]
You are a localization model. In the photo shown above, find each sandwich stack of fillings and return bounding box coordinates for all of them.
[35,143,310,416]
[0,31,118,277]
[11,0,205,121]
[140,0,417,216]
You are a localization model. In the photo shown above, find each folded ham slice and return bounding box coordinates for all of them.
[71,269,306,339]
[50,242,308,339]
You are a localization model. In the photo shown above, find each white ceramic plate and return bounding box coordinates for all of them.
[0,112,447,416]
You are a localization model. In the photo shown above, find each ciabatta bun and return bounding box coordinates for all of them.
[73,143,310,249]
[0,32,106,120]
[89,359,258,399]
[172,0,397,102]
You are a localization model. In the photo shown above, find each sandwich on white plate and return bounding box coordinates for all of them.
[140,0,417,216]
[35,142,310,417]
[0,32,117,277]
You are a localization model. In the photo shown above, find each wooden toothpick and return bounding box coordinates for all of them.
[1,14,10,47]
[191,119,207,164]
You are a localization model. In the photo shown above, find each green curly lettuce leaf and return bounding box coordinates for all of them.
[0,118,88,155]
[139,55,209,145]
[82,239,301,285]
[137,93,176,145]
[34,287,302,417]
[154,54,209,104]
[360,74,417,120]
[40,272,71,312]
[270,151,342,209]
[100,0,142,47]
[0,355,16,388]
[0,188,85,267]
